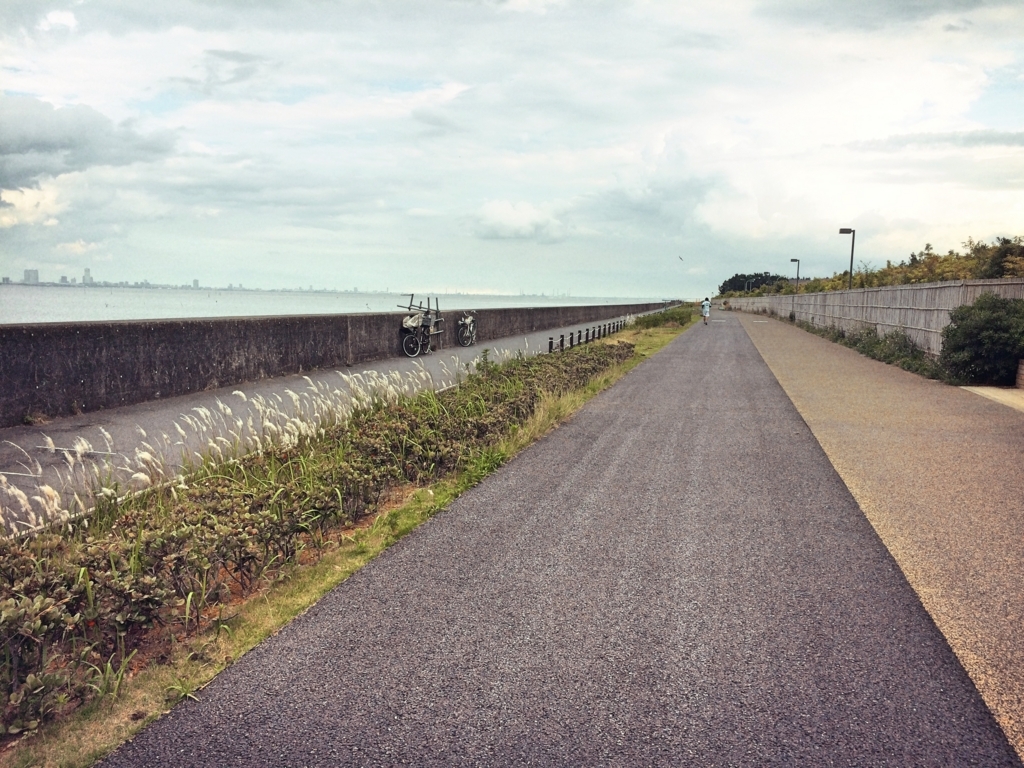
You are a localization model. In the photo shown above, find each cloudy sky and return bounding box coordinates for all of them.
[1,0,1022,299]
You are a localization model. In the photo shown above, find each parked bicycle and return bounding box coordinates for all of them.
[399,294,444,358]
[457,311,477,347]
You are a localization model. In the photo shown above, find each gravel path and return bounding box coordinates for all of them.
[101,311,1018,767]
[738,311,1024,759]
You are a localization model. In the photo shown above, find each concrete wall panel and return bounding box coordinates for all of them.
[0,302,668,427]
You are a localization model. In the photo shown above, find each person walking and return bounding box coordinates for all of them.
[701,297,711,325]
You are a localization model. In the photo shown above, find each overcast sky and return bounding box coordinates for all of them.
[2,0,1022,298]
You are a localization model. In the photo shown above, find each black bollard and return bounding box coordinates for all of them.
[559,334,564,351]
[549,337,553,353]
[577,330,582,345]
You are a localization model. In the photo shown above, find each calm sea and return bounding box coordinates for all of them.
[0,285,662,325]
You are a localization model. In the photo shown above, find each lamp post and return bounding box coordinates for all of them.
[839,228,855,290]
[790,258,800,321]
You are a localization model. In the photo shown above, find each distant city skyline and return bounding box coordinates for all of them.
[1,1,1022,299]
[1,267,604,299]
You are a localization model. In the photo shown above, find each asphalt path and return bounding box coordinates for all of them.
[739,311,1024,758]
[101,311,1018,766]
[0,315,631,529]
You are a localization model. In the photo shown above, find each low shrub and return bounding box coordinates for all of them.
[939,293,1024,385]
[795,321,944,379]
[632,306,693,329]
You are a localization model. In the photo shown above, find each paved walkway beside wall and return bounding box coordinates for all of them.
[101,311,1017,767]
[738,311,1024,758]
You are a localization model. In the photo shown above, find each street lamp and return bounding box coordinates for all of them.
[839,228,855,290]
[790,258,800,320]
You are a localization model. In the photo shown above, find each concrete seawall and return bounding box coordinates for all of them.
[0,302,671,428]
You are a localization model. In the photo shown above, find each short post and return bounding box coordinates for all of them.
[559,334,564,351]
[585,328,590,343]
[577,330,582,345]
[569,332,574,348]
[549,337,553,353]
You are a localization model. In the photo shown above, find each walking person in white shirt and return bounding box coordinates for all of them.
[701,297,711,325]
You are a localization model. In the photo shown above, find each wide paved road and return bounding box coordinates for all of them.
[103,311,1018,766]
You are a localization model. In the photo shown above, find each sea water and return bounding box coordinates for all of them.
[0,285,661,325]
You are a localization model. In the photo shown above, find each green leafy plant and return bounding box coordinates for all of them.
[793,320,944,379]
[632,307,693,329]
[940,293,1024,385]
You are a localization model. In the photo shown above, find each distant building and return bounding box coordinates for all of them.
[24,269,39,284]
[83,268,94,285]
[193,279,199,289]
[60,276,69,284]
[1,277,10,285]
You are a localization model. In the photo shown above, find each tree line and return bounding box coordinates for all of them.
[718,236,1024,296]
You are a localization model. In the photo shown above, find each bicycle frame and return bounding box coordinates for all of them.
[399,294,445,357]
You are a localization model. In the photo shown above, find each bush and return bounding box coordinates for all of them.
[795,322,944,379]
[632,306,692,329]
[940,293,1024,385]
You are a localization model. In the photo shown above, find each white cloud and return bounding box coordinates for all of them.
[0,181,67,228]
[55,239,101,254]
[38,11,77,32]
[475,200,566,242]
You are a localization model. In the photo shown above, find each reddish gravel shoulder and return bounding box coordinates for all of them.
[739,311,1024,759]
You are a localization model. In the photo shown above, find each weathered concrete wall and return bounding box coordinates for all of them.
[727,279,1024,357]
[0,302,670,427]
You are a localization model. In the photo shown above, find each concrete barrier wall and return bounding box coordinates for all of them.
[0,302,671,427]
[727,279,1024,356]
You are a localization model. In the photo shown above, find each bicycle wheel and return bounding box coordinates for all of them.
[457,325,473,347]
[402,332,421,357]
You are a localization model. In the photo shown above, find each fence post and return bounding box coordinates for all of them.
[577,330,582,345]
[559,334,564,351]
[549,337,553,353]
[585,328,590,343]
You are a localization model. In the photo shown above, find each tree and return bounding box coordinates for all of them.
[717,273,787,295]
